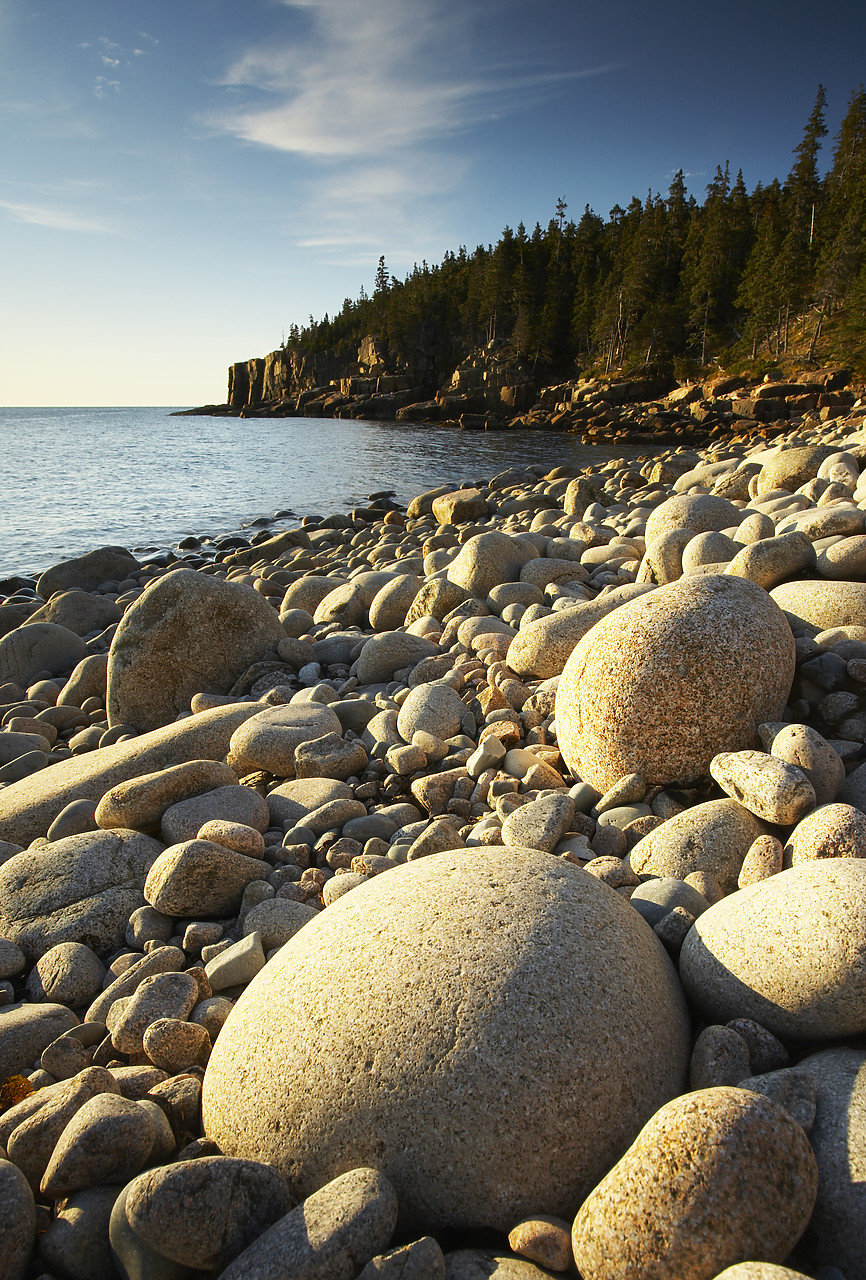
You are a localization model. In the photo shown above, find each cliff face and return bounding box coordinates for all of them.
[228,345,355,409]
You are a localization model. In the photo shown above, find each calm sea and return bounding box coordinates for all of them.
[0,407,657,580]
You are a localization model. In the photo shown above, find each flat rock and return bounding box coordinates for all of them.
[0,828,163,959]
[572,1087,817,1280]
[202,847,690,1235]
[679,859,866,1041]
[106,569,285,732]
[556,576,794,792]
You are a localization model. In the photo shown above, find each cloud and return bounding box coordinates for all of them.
[82,32,155,97]
[0,198,117,234]
[211,0,613,159]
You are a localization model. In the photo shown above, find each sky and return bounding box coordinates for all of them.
[1,0,865,406]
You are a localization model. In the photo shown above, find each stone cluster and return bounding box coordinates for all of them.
[1,397,866,1278]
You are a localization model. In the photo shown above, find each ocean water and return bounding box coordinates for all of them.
[0,406,657,580]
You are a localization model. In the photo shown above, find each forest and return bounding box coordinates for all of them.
[281,85,866,386]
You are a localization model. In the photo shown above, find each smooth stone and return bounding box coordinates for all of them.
[38,1184,118,1280]
[41,1094,154,1198]
[144,839,269,921]
[196,819,265,857]
[737,1067,817,1132]
[507,1217,571,1272]
[27,588,122,637]
[396,683,468,743]
[445,532,531,598]
[644,494,741,544]
[556,576,794,792]
[709,750,816,825]
[142,1018,211,1073]
[629,799,767,894]
[217,1166,398,1280]
[629,878,710,927]
[571,1087,818,1280]
[769,723,845,806]
[0,1158,36,1280]
[0,702,262,848]
[710,1267,812,1280]
[506,585,654,679]
[0,829,163,959]
[724,530,816,591]
[229,703,342,776]
[770,579,866,632]
[25,942,106,1008]
[359,1236,446,1280]
[783,802,866,865]
[37,547,140,599]
[241,898,318,950]
[355,632,439,685]
[797,1047,866,1280]
[322,872,366,904]
[160,785,270,844]
[754,444,832,495]
[500,794,575,853]
[106,569,285,732]
[110,970,199,1054]
[47,797,100,841]
[95,760,238,831]
[0,622,86,688]
[689,1025,751,1089]
[109,1178,194,1280]
[444,1250,559,1279]
[86,947,186,1026]
[368,575,422,631]
[202,848,690,1235]
[125,1156,292,1271]
[205,931,267,993]
[5,1066,120,1191]
[679,860,866,1041]
[0,938,26,979]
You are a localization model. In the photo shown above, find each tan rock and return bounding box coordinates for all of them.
[95,759,238,831]
[506,585,654,680]
[202,848,690,1235]
[644,494,740,544]
[629,799,766,894]
[709,751,815,825]
[783,802,866,865]
[572,1087,817,1280]
[679,859,866,1040]
[770,579,866,632]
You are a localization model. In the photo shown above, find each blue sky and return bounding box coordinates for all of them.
[2,0,865,406]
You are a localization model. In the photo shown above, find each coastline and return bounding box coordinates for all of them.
[1,397,865,1276]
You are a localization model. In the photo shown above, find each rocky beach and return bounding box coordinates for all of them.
[1,380,866,1280]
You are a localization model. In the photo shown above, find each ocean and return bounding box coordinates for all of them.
[0,406,656,580]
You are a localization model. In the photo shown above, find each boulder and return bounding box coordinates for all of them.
[555,576,794,792]
[797,1048,866,1280]
[36,547,140,599]
[445,533,531,598]
[0,828,162,959]
[106,569,285,732]
[572,1087,817,1280]
[629,799,767,894]
[25,589,121,637]
[0,622,86,687]
[506,585,654,680]
[644,494,740,544]
[679,859,866,1041]
[202,847,691,1235]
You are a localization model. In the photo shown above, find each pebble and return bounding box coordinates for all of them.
[709,750,816,825]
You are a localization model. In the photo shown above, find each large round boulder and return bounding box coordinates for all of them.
[644,494,740,545]
[106,570,285,732]
[202,847,691,1235]
[555,575,795,792]
[679,859,866,1041]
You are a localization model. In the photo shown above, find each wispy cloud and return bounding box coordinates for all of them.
[79,31,157,97]
[0,198,117,234]
[206,0,618,264]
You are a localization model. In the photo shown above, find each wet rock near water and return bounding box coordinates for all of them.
[1,401,866,1276]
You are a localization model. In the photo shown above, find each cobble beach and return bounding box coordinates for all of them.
[0,399,865,1280]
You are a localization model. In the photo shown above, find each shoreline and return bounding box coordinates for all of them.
[1,400,865,1277]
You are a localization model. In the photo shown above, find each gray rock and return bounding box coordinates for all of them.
[689,1025,751,1089]
[95,760,238,832]
[218,1167,398,1280]
[679,860,866,1041]
[86,947,186,1026]
[205,932,266,993]
[109,1179,192,1280]
[444,1251,560,1279]
[0,622,86,687]
[0,1001,79,1081]
[160,784,270,844]
[266,778,352,828]
[37,547,140,599]
[241,898,318,950]
[572,1087,818,1280]
[797,1047,866,1280]
[0,829,163,960]
[106,569,285,732]
[41,1093,154,1198]
[39,1185,118,1280]
[26,588,121,637]
[0,1157,36,1280]
[629,877,710,927]
[202,848,690,1235]
[57,652,109,708]
[229,703,342,776]
[355,632,440,685]
[25,941,106,1008]
[0,938,26,980]
[359,1236,446,1280]
[500,794,575,853]
[142,1018,210,1073]
[737,1067,817,1132]
[396,683,468,743]
[111,970,200,1055]
[47,797,100,841]
[124,1156,291,1271]
[6,1066,120,1191]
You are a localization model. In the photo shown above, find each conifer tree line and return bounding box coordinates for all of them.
[284,86,866,382]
